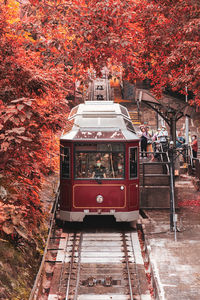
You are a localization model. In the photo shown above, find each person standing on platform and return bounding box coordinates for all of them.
[140,126,147,158]
[176,131,185,148]
[158,125,168,152]
[146,126,154,161]
[191,135,198,158]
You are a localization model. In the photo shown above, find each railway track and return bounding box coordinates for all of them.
[31,224,152,300]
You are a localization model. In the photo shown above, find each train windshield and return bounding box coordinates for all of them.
[75,143,125,179]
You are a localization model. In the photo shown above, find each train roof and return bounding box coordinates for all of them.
[61,101,139,142]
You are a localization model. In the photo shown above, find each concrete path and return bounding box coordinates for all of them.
[141,209,200,300]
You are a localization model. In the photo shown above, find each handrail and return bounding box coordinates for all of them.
[29,183,60,300]
[159,143,164,163]
[188,144,193,166]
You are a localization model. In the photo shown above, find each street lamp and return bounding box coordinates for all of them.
[167,107,176,145]
[185,84,189,144]
[168,141,177,241]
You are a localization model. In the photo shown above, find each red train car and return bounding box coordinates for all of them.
[58,80,139,223]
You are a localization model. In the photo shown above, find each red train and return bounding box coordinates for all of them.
[58,79,139,223]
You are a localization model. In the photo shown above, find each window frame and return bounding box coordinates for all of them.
[74,142,126,180]
[60,146,70,179]
[124,118,136,133]
[129,146,138,179]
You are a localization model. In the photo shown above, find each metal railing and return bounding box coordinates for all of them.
[29,184,60,300]
[186,145,200,179]
[140,144,170,187]
[140,159,170,187]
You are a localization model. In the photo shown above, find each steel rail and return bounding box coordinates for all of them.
[57,233,71,297]
[129,232,142,299]
[122,232,134,300]
[65,232,80,300]
[29,183,60,300]
[74,232,83,300]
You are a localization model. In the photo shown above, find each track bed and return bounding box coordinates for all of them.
[44,227,151,300]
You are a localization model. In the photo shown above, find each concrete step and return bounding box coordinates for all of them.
[140,163,167,174]
[140,186,170,208]
[140,174,170,186]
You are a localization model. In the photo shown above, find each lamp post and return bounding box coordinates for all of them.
[185,84,189,144]
[168,142,177,240]
[167,107,176,145]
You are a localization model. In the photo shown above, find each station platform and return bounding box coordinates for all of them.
[140,208,200,300]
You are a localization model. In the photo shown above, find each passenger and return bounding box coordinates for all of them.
[158,126,168,142]
[116,163,123,178]
[146,126,154,161]
[176,131,186,162]
[191,135,198,158]
[112,154,118,172]
[154,141,162,161]
[97,94,104,100]
[92,159,106,178]
[140,126,147,158]
[152,129,160,160]
[102,153,110,168]
[76,153,87,178]
[176,131,185,148]
[155,128,161,143]
[158,125,168,152]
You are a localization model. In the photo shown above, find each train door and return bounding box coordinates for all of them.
[128,145,139,210]
[60,143,72,211]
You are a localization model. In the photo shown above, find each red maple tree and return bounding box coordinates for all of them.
[0,1,70,240]
[136,0,200,103]
[0,0,199,240]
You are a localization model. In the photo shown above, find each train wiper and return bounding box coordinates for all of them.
[95,177,102,184]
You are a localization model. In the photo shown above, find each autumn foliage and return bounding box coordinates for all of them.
[0,0,70,240]
[0,0,199,240]
[136,0,200,102]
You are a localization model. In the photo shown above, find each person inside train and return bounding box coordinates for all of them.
[96,85,104,90]
[76,153,87,178]
[116,162,124,178]
[97,94,104,100]
[92,159,106,178]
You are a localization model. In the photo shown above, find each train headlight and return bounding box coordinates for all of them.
[96,195,103,203]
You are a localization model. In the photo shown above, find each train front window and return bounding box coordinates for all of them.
[75,143,125,179]
[129,147,138,179]
[60,146,70,179]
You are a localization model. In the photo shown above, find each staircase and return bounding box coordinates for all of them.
[140,162,169,186]
[110,80,133,104]
[140,160,171,209]
[129,111,141,125]
[113,84,122,100]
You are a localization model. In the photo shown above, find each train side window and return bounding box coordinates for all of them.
[129,147,138,179]
[97,95,104,100]
[124,118,136,133]
[60,147,70,179]
[96,85,103,90]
